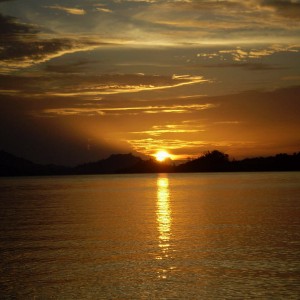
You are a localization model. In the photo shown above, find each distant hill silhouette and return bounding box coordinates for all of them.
[231,153,300,172]
[177,150,230,172]
[175,150,300,173]
[74,153,142,174]
[0,150,70,176]
[0,150,38,176]
[0,149,300,176]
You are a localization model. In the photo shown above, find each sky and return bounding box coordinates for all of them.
[0,0,300,165]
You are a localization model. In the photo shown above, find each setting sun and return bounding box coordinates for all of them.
[155,150,171,162]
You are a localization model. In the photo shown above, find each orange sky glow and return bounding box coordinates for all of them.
[0,0,300,165]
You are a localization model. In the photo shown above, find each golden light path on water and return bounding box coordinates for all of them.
[156,174,174,279]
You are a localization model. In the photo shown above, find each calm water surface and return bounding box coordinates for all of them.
[0,172,300,299]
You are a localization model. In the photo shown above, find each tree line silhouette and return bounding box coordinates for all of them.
[1,149,300,176]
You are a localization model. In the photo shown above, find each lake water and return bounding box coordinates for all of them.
[0,172,300,299]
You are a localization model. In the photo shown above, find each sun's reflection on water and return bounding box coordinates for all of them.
[156,175,172,262]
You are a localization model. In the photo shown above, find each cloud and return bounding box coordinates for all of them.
[0,72,208,97]
[3,0,299,51]
[126,0,300,44]
[197,45,299,62]
[125,136,251,159]
[95,7,113,13]
[44,60,101,74]
[249,44,299,58]
[0,13,38,35]
[45,5,86,15]
[201,62,284,71]
[1,80,299,162]
[126,137,210,156]
[0,70,213,118]
[0,13,102,73]
[130,123,205,136]
[124,85,300,158]
[45,73,208,97]
[257,0,300,19]
[42,103,215,117]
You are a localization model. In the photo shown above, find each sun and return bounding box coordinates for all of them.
[155,150,171,162]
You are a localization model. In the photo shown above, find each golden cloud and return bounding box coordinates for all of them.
[197,44,299,62]
[42,103,215,117]
[0,13,104,73]
[45,5,86,15]
[95,7,113,13]
[42,74,209,97]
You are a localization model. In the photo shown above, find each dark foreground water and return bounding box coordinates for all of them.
[0,172,300,299]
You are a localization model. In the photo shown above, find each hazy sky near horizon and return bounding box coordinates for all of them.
[1,0,300,165]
